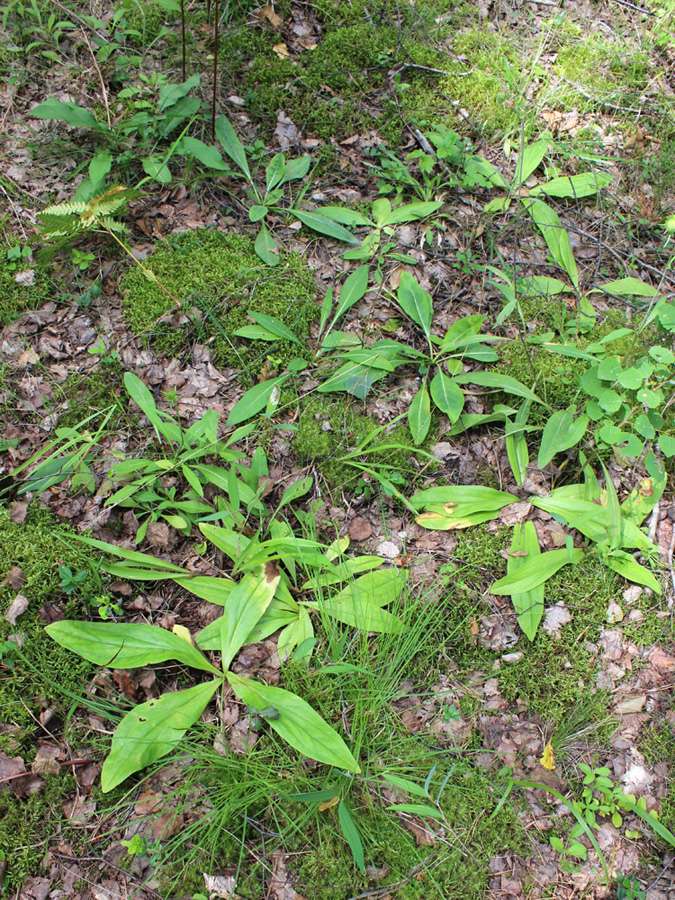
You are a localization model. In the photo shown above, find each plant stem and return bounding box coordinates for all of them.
[212,0,220,139]
[181,0,187,82]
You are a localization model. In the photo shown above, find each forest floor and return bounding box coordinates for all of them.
[2,1,675,899]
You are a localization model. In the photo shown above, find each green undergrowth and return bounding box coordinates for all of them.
[147,586,528,899]
[0,505,97,733]
[122,229,316,381]
[0,262,52,327]
[292,395,428,492]
[57,359,127,430]
[0,773,78,889]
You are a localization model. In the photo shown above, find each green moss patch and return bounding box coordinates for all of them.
[122,230,317,380]
[292,395,423,491]
[0,264,52,327]
[0,505,97,731]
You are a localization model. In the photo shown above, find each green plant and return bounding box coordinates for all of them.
[46,510,415,789]
[58,564,88,596]
[3,243,32,271]
[313,270,539,447]
[1,0,75,63]
[616,873,646,900]
[210,115,358,264]
[411,457,664,640]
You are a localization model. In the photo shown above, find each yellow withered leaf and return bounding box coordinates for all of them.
[172,624,194,646]
[540,741,556,771]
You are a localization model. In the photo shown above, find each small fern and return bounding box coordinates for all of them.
[38,186,139,240]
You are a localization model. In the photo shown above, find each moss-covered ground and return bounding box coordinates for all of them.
[2,0,675,896]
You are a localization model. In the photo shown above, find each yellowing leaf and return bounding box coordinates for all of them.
[273,42,290,59]
[172,624,194,645]
[318,794,341,811]
[540,741,556,771]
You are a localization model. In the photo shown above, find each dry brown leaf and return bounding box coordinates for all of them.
[348,516,372,541]
[0,566,25,591]
[259,4,282,27]
[4,593,29,625]
[9,501,28,524]
[272,42,290,59]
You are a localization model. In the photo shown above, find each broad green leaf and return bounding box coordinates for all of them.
[265,153,286,192]
[214,114,252,180]
[411,485,515,510]
[317,568,406,631]
[254,222,280,266]
[522,198,578,288]
[196,597,299,650]
[30,98,99,129]
[408,383,432,446]
[249,311,302,345]
[172,575,235,605]
[453,371,544,404]
[73,536,187,571]
[249,205,269,222]
[530,495,609,543]
[277,605,314,660]
[46,621,220,673]
[338,801,365,872]
[179,136,230,171]
[226,672,360,772]
[531,171,612,199]
[101,679,220,791]
[287,788,341,804]
[124,372,182,444]
[538,408,588,468]
[430,371,464,422]
[508,522,544,641]
[514,139,548,187]
[88,150,112,185]
[397,272,433,339]
[278,476,313,508]
[604,551,662,593]
[382,773,429,798]
[220,564,280,670]
[292,210,360,243]
[505,431,529,485]
[592,277,659,298]
[415,509,503,530]
[333,266,369,322]
[491,548,583,594]
[380,200,442,226]
[142,156,172,184]
[226,377,286,426]
[158,74,200,112]
[658,434,675,457]
[280,155,311,184]
[518,275,571,297]
[440,314,485,349]
[316,206,370,227]
[234,324,278,341]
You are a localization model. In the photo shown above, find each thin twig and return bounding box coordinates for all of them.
[81,28,111,131]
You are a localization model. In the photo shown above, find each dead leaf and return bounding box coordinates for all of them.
[0,566,25,591]
[9,501,28,524]
[31,746,61,776]
[269,851,306,900]
[146,521,170,549]
[273,42,290,59]
[17,348,39,367]
[15,269,35,286]
[259,4,282,27]
[203,873,237,899]
[542,602,572,637]
[4,593,29,625]
[348,516,372,541]
[615,695,646,715]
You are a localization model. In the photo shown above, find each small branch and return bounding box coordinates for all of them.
[81,28,111,131]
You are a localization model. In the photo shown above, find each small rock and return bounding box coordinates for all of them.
[623,584,643,605]
[606,599,624,624]
[376,541,399,559]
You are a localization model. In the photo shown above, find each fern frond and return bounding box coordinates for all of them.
[40,200,89,217]
[99,216,128,233]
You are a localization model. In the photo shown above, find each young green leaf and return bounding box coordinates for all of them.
[408,383,432,446]
[254,222,280,266]
[411,485,516,510]
[179,136,231,171]
[508,522,544,641]
[101,679,221,792]
[333,266,369,323]
[248,311,302,345]
[538,408,589,468]
[514,139,548,187]
[292,210,360,243]
[397,272,433,340]
[338,801,365,872]
[31,99,100,129]
[382,773,429,798]
[430,371,464,422]
[521,198,579,288]
[265,153,286,192]
[226,377,286,426]
[214,115,252,181]
[386,803,444,819]
[220,564,280,671]
[380,200,442,226]
[530,171,613,199]
[316,206,371,227]
[226,672,360,772]
[124,372,182,444]
[280,155,311,184]
[491,548,583,595]
[453,371,544,405]
[604,551,662,593]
